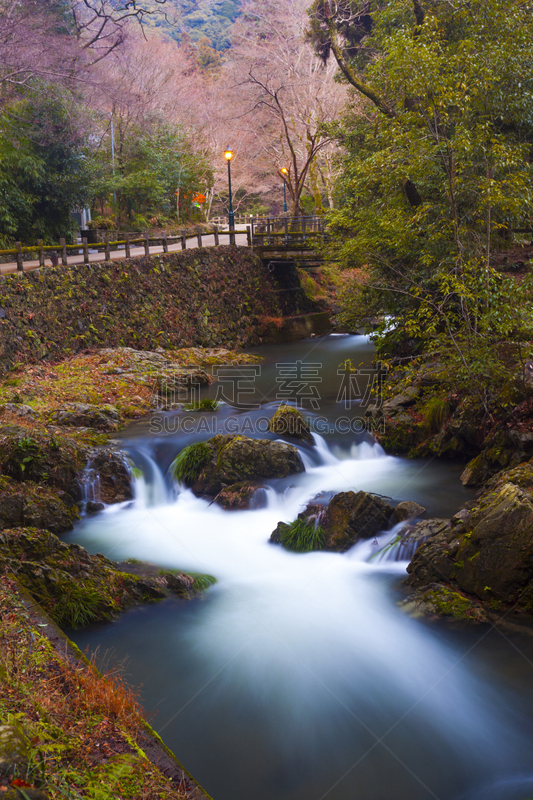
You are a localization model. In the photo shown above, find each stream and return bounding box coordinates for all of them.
[65,335,533,800]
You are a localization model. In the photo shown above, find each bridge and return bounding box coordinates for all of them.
[0,216,325,275]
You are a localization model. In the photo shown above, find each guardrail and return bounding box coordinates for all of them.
[0,227,251,272]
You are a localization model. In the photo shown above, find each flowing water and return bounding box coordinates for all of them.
[65,335,533,800]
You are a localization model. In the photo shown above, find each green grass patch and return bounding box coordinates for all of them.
[280,519,325,553]
[170,442,211,485]
[182,398,219,412]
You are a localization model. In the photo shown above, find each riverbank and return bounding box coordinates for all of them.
[0,576,211,800]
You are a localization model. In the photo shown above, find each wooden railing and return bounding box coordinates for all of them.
[0,227,251,272]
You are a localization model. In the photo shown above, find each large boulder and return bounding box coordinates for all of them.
[268,405,314,444]
[271,491,395,553]
[406,477,533,614]
[0,475,78,534]
[322,491,394,550]
[174,435,305,498]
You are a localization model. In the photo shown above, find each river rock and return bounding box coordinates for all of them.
[49,403,120,431]
[0,527,165,627]
[392,500,426,524]
[86,448,133,504]
[2,403,38,418]
[460,454,491,486]
[382,387,419,413]
[0,724,29,779]
[0,426,86,500]
[164,572,196,597]
[190,434,305,497]
[322,491,394,550]
[214,482,258,510]
[0,475,79,534]
[268,405,314,444]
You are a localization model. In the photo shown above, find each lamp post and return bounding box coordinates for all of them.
[224,148,235,230]
[280,167,288,213]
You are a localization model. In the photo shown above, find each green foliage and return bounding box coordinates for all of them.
[91,118,212,228]
[324,0,533,410]
[182,398,219,411]
[280,519,325,553]
[0,94,92,245]
[170,442,211,484]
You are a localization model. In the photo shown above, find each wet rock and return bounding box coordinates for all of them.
[268,405,314,444]
[405,519,459,587]
[214,482,258,510]
[400,583,489,623]
[85,500,105,514]
[0,724,29,779]
[0,427,86,500]
[49,403,120,431]
[86,449,133,504]
[164,572,196,597]
[187,435,305,498]
[0,528,166,627]
[323,491,394,550]
[460,454,491,486]
[392,500,426,525]
[0,475,79,534]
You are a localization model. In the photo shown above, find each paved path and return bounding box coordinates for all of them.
[0,229,250,276]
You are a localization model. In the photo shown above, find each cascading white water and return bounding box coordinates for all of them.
[69,432,533,800]
[79,464,101,506]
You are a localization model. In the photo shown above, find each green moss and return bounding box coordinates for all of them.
[426,587,478,620]
[280,519,325,553]
[182,398,219,412]
[421,396,451,433]
[170,442,211,485]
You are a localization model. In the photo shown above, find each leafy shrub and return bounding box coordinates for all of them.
[280,519,325,553]
[170,442,211,485]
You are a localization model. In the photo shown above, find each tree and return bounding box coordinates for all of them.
[311,0,533,406]
[228,0,348,216]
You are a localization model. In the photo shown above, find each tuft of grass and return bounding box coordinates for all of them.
[280,519,325,553]
[191,574,217,591]
[421,396,451,433]
[182,398,219,412]
[170,442,211,485]
[51,584,102,629]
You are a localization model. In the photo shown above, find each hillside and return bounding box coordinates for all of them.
[148,0,242,49]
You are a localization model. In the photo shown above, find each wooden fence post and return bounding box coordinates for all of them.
[82,237,89,264]
[214,225,219,246]
[144,233,150,257]
[104,233,111,261]
[181,234,186,250]
[15,243,23,272]
[60,238,67,266]
[197,231,203,248]
[38,240,45,268]
[125,234,131,258]
[162,234,168,253]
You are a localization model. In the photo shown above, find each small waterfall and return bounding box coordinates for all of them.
[79,464,101,510]
[129,451,168,508]
[370,522,426,563]
[313,433,340,465]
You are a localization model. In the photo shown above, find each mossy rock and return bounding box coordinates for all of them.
[322,491,394,551]
[268,404,314,444]
[0,475,79,534]
[0,528,166,628]
[0,724,29,780]
[48,403,121,431]
[0,427,86,500]
[173,435,305,498]
[214,482,258,510]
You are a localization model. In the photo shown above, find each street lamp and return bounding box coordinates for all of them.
[280,167,289,213]
[224,148,235,230]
